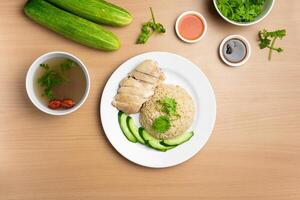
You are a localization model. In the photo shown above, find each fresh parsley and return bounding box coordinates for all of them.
[136,7,166,44]
[156,97,180,118]
[60,59,76,72]
[258,29,286,60]
[37,59,75,100]
[216,0,266,22]
[38,63,63,100]
[152,115,171,133]
[152,97,180,133]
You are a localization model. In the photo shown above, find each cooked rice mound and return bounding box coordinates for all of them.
[140,84,195,139]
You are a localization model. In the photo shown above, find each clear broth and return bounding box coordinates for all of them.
[34,58,87,107]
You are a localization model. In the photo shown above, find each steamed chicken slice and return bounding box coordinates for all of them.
[114,94,147,105]
[120,77,154,90]
[112,101,142,114]
[112,59,165,114]
[118,86,154,99]
[129,71,159,84]
[135,60,165,79]
[138,80,155,90]
[119,77,143,88]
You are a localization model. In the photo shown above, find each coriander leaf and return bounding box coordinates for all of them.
[136,7,166,44]
[275,29,286,39]
[217,0,266,22]
[38,68,63,100]
[152,115,171,133]
[258,29,286,60]
[276,48,284,53]
[44,87,54,100]
[156,97,180,118]
[40,63,49,70]
[259,38,270,49]
[136,23,152,44]
[60,59,76,72]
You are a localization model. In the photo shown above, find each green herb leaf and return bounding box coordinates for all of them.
[136,7,166,44]
[258,29,286,60]
[60,59,76,72]
[136,23,152,44]
[217,0,266,22]
[37,59,75,100]
[38,67,63,100]
[156,97,180,118]
[40,63,49,70]
[152,115,171,133]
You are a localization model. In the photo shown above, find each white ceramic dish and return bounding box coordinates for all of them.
[175,11,207,43]
[100,52,216,168]
[219,35,251,67]
[26,51,90,116]
[213,0,275,26]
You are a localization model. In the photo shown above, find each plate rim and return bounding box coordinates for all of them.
[100,51,217,168]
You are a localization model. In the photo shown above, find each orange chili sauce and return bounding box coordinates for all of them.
[178,14,204,40]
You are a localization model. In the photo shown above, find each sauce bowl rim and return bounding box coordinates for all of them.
[175,11,208,43]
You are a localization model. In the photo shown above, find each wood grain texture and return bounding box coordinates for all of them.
[0,0,300,199]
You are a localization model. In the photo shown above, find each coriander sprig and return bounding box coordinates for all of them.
[156,97,180,119]
[151,115,171,133]
[152,97,180,133]
[136,7,166,44]
[38,59,75,100]
[258,29,286,60]
[38,63,63,100]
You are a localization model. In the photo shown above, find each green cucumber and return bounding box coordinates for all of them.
[24,0,120,51]
[118,111,137,143]
[46,0,132,27]
[127,117,145,144]
[139,128,174,152]
[161,131,194,146]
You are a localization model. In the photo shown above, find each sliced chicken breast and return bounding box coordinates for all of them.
[135,60,162,78]
[112,101,142,114]
[119,77,143,88]
[118,86,154,99]
[129,71,158,84]
[112,59,165,114]
[114,94,147,105]
[138,80,155,90]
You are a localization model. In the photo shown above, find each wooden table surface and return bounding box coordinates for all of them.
[1,0,300,199]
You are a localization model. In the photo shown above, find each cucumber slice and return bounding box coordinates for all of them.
[139,128,174,152]
[118,111,137,143]
[161,131,194,146]
[127,116,145,144]
[147,140,175,152]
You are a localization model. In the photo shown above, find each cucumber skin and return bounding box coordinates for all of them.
[46,0,132,27]
[161,131,194,146]
[147,140,175,152]
[139,128,174,152]
[118,111,137,143]
[24,0,120,51]
[127,117,145,144]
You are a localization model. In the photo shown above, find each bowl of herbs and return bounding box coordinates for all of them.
[213,0,275,26]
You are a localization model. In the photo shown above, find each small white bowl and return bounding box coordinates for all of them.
[175,11,207,43]
[213,0,275,26]
[26,51,90,116]
[219,35,251,67]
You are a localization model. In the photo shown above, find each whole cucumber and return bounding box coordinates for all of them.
[24,0,120,51]
[46,0,133,27]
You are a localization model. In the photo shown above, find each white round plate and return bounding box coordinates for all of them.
[100,52,216,168]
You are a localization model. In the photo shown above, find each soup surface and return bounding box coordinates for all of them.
[34,58,86,107]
